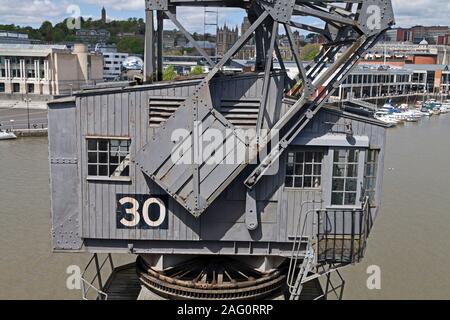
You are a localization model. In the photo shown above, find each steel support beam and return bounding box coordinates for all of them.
[144,9,155,82]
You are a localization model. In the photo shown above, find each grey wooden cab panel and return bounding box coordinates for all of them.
[48,75,386,255]
[48,101,83,250]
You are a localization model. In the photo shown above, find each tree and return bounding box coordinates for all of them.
[39,21,53,42]
[189,65,203,76]
[300,43,321,61]
[163,65,177,81]
[116,37,145,55]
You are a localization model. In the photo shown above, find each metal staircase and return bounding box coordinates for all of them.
[287,197,373,300]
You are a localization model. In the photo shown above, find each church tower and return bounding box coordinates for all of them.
[101,6,106,23]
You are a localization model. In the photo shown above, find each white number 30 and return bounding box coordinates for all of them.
[119,196,166,228]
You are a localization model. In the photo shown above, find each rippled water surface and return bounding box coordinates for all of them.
[1,115,449,299]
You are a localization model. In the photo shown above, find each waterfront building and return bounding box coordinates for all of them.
[392,26,450,45]
[403,64,450,96]
[331,64,450,101]
[366,42,450,65]
[0,43,103,98]
[76,29,111,43]
[0,31,33,44]
[101,51,129,81]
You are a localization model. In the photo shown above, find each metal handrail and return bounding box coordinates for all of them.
[287,200,322,292]
[80,253,115,300]
[316,197,371,264]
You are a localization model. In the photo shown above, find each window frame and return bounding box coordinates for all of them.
[284,148,325,191]
[327,147,365,209]
[363,148,380,208]
[85,136,132,182]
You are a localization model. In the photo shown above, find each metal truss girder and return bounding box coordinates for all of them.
[244,33,383,188]
[140,0,394,219]
[293,4,357,26]
[260,0,296,23]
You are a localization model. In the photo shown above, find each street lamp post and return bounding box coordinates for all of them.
[24,94,31,130]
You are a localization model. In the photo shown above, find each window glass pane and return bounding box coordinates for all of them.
[110,154,119,164]
[120,140,130,150]
[286,164,294,175]
[332,192,343,205]
[333,164,345,177]
[285,176,293,187]
[88,152,97,163]
[313,177,321,188]
[294,177,303,188]
[88,165,97,176]
[334,150,347,162]
[303,177,311,188]
[109,165,118,175]
[348,150,359,163]
[295,152,304,163]
[305,152,313,162]
[98,140,108,151]
[88,140,97,151]
[294,164,303,175]
[347,164,358,177]
[345,179,357,192]
[313,164,321,175]
[99,165,108,175]
[99,152,108,163]
[304,164,312,175]
[110,140,120,152]
[344,193,357,205]
[332,178,344,191]
[314,152,323,162]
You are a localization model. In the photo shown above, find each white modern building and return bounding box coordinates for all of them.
[102,52,129,81]
[0,43,103,98]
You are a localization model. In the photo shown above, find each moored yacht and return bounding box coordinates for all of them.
[0,129,17,140]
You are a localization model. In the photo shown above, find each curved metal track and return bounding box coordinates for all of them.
[136,256,286,300]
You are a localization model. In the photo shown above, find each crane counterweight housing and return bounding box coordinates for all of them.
[48,0,394,300]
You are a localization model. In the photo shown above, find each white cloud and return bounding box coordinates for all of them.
[392,0,450,27]
[81,0,143,11]
[0,0,448,31]
[0,0,72,25]
[164,7,245,33]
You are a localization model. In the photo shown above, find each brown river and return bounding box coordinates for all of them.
[0,115,449,299]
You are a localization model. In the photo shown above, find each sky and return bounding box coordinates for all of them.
[0,0,449,33]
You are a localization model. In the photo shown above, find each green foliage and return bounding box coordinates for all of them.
[163,65,177,81]
[0,16,145,47]
[116,37,145,55]
[300,44,321,61]
[189,66,204,76]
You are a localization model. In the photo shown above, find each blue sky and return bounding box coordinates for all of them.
[0,0,449,33]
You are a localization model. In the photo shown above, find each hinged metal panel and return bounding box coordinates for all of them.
[137,93,248,217]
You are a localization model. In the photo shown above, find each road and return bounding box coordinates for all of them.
[0,108,48,130]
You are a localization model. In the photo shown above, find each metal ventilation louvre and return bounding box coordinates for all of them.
[149,98,184,127]
[220,98,260,128]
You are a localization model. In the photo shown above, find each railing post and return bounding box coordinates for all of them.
[93,254,103,299]
[351,210,355,262]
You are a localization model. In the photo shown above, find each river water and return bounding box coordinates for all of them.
[0,115,449,299]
